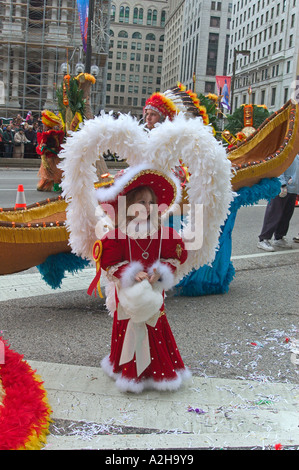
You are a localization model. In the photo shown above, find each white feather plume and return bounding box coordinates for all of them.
[59,112,233,281]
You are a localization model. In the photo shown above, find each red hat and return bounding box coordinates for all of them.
[95,164,181,212]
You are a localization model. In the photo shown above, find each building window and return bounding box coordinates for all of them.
[133,7,143,24]
[206,33,219,76]
[271,87,276,106]
[111,5,115,22]
[119,6,124,22]
[284,88,288,102]
[210,16,220,27]
[147,9,152,25]
[146,33,156,41]
[205,81,215,93]
[132,32,142,39]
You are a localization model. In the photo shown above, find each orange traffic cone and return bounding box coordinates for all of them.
[14,184,27,209]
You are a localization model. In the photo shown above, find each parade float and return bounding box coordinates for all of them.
[175,97,299,296]
[0,95,298,291]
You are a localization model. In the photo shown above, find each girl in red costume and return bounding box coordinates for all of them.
[90,165,191,393]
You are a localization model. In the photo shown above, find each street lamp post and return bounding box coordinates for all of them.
[230,48,250,114]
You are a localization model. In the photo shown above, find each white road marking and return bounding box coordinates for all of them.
[0,249,298,302]
[29,360,299,450]
[232,249,299,259]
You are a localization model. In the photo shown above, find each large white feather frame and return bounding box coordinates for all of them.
[59,112,233,282]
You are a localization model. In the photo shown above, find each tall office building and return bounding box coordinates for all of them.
[227,0,299,112]
[161,0,185,91]
[106,0,168,118]
[0,0,110,118]
[162,0,232,95]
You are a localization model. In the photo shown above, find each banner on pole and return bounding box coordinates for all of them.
[215,76,231,110]
[77,0,89,52]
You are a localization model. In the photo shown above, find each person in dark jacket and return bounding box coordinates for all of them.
[2,125,14,158]
[24,125,37,158]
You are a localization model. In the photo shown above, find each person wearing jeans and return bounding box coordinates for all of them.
[257,154,299,251]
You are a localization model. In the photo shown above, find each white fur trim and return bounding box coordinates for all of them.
[101,355,192,394]
[118,279,163,322]
[148,260,175,291]
[119,260,144,288]
[104,280,116,316]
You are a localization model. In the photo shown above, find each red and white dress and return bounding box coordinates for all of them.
[100,226,191,393]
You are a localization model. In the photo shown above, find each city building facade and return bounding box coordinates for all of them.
[180,0,232,95]
[161,0,185,91]
[161,0,232,95]
[1,0,297,121]
[106,0,167,118]
[227,0,299,112]
[0,0,110,118]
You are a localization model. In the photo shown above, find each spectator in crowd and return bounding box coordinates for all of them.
[13,128,30,158]
[24,124,38,158]
[15,114,24,127]
[0,121,3,158]
[2,125,14,158]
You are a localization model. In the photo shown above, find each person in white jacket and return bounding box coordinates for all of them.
[13,128,30,158]
[257,154,299,251]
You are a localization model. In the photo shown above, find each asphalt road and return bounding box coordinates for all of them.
[0,168,298,450]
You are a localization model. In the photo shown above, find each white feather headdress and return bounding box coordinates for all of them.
[59,111,233,282]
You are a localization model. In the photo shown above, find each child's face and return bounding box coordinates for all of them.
[133,188,154,219]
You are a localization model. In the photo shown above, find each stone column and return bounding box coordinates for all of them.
[9,46,21,109]
[44,49,56,109]
[61,0,68,26]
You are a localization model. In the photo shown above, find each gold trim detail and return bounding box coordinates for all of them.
[0,197,67,224]
[0,225,69,244]
[175,243,183,259]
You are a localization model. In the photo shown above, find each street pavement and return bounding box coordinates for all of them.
[0,168,298,451]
